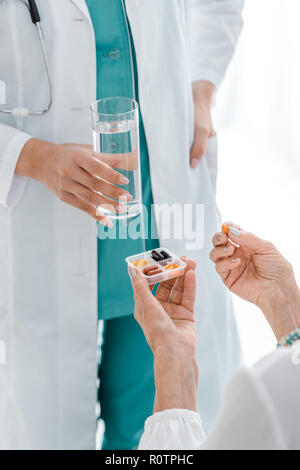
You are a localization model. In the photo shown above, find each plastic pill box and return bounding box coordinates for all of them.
[126,248,186,285]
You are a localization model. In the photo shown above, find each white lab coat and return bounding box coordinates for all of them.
[0,0,244,449]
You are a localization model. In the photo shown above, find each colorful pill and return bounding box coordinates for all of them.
[151,250,164,261]
[165,263,179,271]
[222,223,229,235]
[143,266,163,276]
[147,270,163,277]
[143,266,158,274]
[160,250,170,260]
[132,259,148,267]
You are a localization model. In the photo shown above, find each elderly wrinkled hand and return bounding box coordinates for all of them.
[129,259,199,412]
[129,259,197,355]
[210,222,300,339]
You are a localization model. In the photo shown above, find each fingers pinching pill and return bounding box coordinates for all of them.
[126,248,186,285]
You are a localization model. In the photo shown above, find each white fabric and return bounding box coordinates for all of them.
[0,0,244,449]
[139,409,206,450]
[0,124,31,206]
[139,349,300,450]
[191,0,244,86]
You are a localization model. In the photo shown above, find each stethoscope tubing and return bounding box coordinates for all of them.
[0,0,53,116]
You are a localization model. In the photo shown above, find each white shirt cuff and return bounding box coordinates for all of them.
[138,409,206,450]
[0,130,31,207]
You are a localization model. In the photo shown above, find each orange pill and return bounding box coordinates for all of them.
[165,263,179,271]
[222,223,229,235]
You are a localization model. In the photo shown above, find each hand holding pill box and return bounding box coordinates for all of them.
[126,249,186,285]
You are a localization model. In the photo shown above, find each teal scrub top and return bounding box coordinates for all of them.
[86,0,159,320]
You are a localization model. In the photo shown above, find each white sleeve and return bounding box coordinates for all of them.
[138,354,295,450]
[191,0,245,88]
[252,349,300,450]
[200,367,286,450]
[0,123,31,208]
[138,409,206,450]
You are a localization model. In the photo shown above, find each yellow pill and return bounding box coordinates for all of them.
[133,259,148,267]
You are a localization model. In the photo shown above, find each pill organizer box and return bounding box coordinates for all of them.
[126,248,186,285]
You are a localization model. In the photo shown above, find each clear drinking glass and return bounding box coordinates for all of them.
[90,97,142,220]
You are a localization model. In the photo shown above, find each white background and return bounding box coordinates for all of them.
[214,0,300,365]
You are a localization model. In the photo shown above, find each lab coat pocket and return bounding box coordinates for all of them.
[205,133,218,194]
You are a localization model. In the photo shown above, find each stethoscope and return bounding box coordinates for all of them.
[0,0,53,117]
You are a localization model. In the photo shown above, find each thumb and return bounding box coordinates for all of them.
[227,224,268,252]
[182,270,197,314]
[129,267,154,306]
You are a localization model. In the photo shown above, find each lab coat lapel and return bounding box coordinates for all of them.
[70,0,91,21]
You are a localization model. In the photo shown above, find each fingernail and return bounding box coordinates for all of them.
[224,247,228,252]
[101,217,113,228]
[120,193,132,202]
[119,175,129,185]
[229,226,241,237]
[129,266,137,278]
[217,234,221,241]
[231,258,239,262]
[191,158,199,169]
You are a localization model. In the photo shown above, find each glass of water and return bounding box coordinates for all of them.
[90,97,142,220]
